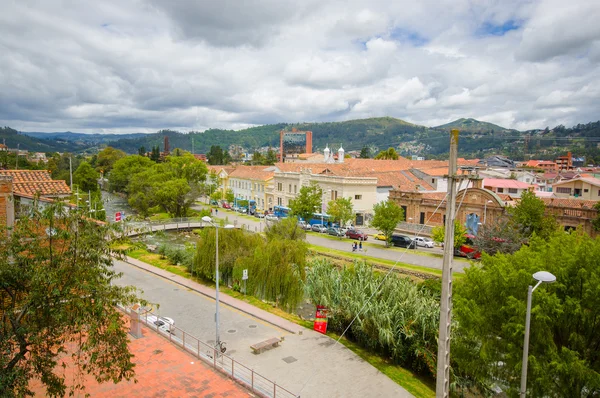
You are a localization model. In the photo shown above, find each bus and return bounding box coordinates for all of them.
[308,213,333,226]
[273,205,291,218]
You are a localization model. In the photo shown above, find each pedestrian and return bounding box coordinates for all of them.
[215,209,218,216]
[210,208,213,215]
[359,241,362,251]
[352,242,357,252]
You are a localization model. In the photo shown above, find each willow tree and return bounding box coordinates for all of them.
[0,202,141,397]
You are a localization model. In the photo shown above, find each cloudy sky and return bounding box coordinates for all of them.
[1,0,599,133]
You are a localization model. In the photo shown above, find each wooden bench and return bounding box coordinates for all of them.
[250,337,281,354]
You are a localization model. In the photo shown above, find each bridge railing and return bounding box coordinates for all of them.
[121,305,298,398]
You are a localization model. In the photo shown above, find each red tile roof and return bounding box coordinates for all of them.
[483,178,533,189]
[0,170,71,196]
[540,197,598,208]
[228,165,274,181]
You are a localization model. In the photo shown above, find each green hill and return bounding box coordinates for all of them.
[0,127,85,153]
[434,118,513,133]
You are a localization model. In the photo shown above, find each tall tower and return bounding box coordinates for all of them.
[164,135,170,155]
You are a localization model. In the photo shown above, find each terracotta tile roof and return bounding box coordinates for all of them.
[371,171,433,190]
[0,170,71,196]
[228,165,274,181]
[540,197,598,208]
[418,167,449,177]
[420,192,448,201]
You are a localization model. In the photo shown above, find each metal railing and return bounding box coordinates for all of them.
[396,221,433,236]
[121,306,298,398]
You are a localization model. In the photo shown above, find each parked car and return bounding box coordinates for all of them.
[210,200,219,206]
[145,315,175,334]
[237,207,248,214]
[390,234,416,249]
[454,244,481,259]
[327,227,345,237]
[373,233,387,241]
[297,220,310,230]
[413,236,435,248]
[345,229,368,240]
[221,202,231,209]
[265,214,279,221]
[311,224,328,233]
[254,210,265,218]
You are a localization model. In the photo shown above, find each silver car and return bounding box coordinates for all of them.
[413,236,435,248]
[311,224,328,233]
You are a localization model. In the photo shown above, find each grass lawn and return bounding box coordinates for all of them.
[113,241,440,397]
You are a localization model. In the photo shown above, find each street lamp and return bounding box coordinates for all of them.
[321,189,331,226]
[520,270,556,397]
[483,200,493,224]
[201,216,234,352]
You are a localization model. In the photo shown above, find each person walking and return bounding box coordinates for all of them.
[215,208,218,216]
[352,242,357,252]
[359,241,363,251]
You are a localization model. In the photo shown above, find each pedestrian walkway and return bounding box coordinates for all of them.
[123,256,302,334]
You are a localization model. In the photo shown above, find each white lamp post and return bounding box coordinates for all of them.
[483,200,493,224]
[321,189,331,226]
[520,270,556,397]
[202,216,234,352]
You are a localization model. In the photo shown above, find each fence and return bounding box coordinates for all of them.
[121,306,298,398]
[395,221,434,236]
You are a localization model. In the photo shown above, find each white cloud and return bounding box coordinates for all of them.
[0,0,599,134]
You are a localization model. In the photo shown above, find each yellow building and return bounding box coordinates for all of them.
[552,177,600,200]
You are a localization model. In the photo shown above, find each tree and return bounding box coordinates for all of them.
[95,147,126,173]
[264,148,278,165]
[453,232,600,396]
[108,155,154,193]
[207,145,229,165]
[359,146,370,158]
[138,146,146,156]
[289,182,322,223]
[327,197,354,229]
[0,203,141,397]
[150,146,160,162]
[374,147,399,160]
[431,221,467,249]
[251,151,265,165]
[592,202,600,231]
[472,216,525,256]
[265,216,306,241]
[508,190,558,239]
[225,188,235,204]
[370,200,404,245]
[73,161,100,193]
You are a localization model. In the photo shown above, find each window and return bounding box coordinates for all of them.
[508,188,518,194]
[431,179,435,184]
[277,197,282,205]
[294,185,297,194]
[354,195,362,200]
[584,189,589,193]
[277,182,282,191]
[556,187,571,194]
[289,184,292,193]
[497,188,504,193]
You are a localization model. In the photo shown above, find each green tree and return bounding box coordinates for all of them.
[150,146,160,162]
[95,147,126,173]
[138,146,146,156]
[453,232,600,396]
[374,147,399,160]
[431,221,467,249]
[591,202,600,231]
[73,161,100,192]
[108,155,154,193]
[225,189,235,204]
[264,148,278,165]
[210,191,222,202]
[370,200,404,245]
[508,190,558,239]
[265,216,306,241]
[207,145,229,165]
[473,216,525,256]
[327,197,354,229]
[0,203,141,397]
[251,151,265,165]
[289,182,322,223]
[359,146,370,158]
[153,178,193,217]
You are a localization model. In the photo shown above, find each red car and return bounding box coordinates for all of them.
[221,202,231,209]
[345,229,368,240]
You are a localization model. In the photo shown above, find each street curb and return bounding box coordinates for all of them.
[118,256,301,334]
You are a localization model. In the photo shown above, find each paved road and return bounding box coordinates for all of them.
[194,205,471,273]
[113,259,413,398]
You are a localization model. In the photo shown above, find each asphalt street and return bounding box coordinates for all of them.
[195,205,471,273]
[113,259,413,398]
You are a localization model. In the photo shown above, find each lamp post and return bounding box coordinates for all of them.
[520,271,556,397]
[201,216,234,352]
[321,189,331,227]
[483,200,493,224]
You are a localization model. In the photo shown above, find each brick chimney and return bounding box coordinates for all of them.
[0,175,15,230]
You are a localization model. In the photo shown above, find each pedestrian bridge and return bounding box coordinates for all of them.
[116,217,265,237]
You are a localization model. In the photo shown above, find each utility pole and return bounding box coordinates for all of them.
[15,144,19,169]
[69,157,73,192]
[436,129,465,397]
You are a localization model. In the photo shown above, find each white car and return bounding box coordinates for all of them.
[145,315,175,334]
[413,236,435,248]
[265,214,279,221]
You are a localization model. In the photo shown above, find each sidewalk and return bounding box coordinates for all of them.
[123,256,302,334]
